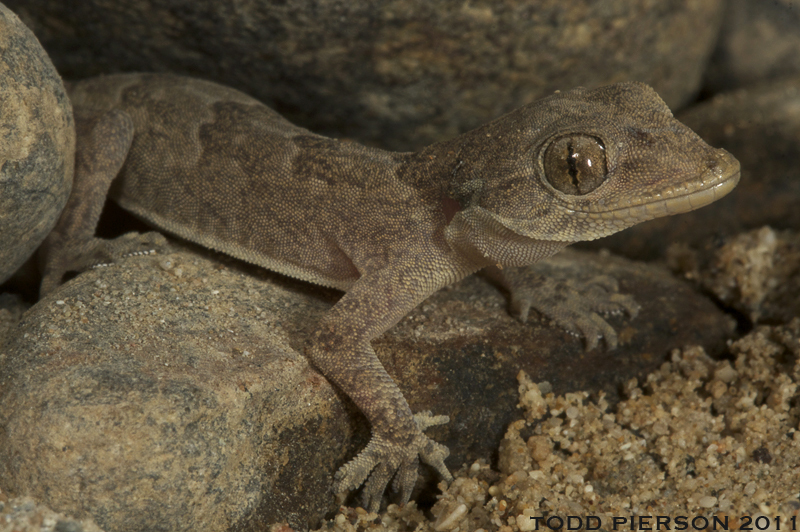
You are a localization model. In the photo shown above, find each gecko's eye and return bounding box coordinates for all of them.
[543,135,608,195]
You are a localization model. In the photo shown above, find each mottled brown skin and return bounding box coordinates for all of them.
[40,73,740,511]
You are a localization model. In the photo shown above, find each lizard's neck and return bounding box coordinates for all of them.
[406,127,496,211]
[398,135,482,206]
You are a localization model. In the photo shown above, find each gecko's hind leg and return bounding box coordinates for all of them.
[39,109,167,296]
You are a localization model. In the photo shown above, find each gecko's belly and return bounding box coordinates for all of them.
[117,194,368,290]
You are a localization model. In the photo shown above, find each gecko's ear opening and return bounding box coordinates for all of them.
[447,177,486,209]
[542,134,608,195]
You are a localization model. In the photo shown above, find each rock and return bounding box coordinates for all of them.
[0,248,357,531]
[0,3,74,285]
[704,0,800,94]
[10,0,722,150]
[0,293,28,350]
[0,496,104,532]
[0,243,734,529]
[668,227,800,325]
[581,77,800,260]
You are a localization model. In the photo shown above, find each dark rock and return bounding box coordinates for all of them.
[704,0,800,94]
[0,4,74,285]
[0,293,28,361]
[10,0,722,151]
[0,243,734,529]
[581,77,800,260]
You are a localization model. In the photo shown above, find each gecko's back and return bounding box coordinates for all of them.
[69,73,427,291]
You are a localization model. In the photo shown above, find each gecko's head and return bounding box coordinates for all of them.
[447,82,740,245]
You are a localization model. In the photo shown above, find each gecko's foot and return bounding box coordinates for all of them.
[97,231,168,264]
[508,273,640,351]
[333,412,451,513]
[40,231,168,296]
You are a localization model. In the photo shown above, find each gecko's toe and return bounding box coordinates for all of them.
[391,456,420,505]
[419,438,452,483]
[361,460,398,513]
[607,293,641,319]
[413,411,449,431]
[334,412,451,511]
[333,440,381,494]
[109,231,168,259]
[588,274,619,293]
[509,296,533,323]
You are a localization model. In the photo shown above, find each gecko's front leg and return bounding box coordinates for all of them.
[307,258,473,511]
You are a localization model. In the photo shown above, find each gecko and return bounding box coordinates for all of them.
[38,73,740,511]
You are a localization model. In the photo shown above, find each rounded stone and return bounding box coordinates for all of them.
[0,4,74,285]
[10,0,721,150]
[705,0,800,94]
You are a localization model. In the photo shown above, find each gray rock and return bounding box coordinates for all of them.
[705,0,800,94]
[581,77,800,260]
[0,244,734,529]
[0,3,74,285]
[10,0,722,150]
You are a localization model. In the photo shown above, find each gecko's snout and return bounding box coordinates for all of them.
[652,147,741,217]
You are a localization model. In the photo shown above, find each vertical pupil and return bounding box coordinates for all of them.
[567,142,579,188]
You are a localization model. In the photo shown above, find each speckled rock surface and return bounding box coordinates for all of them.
[0,496,104,532]
[9,0,722,150]
[0,3,74,285]
[581,77,800,260]
[669,227,800,326]
[704,0,800,94]
[0,248,355,531]
[0,243,734,529]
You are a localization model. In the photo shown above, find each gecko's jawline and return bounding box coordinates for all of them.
[603,168,741,222]
[590,148,741,222]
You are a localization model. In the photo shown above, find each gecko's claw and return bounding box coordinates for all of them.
[559,311,618,351]
[334,412,450,512]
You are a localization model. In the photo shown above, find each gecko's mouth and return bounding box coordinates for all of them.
[589,147,741,222]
